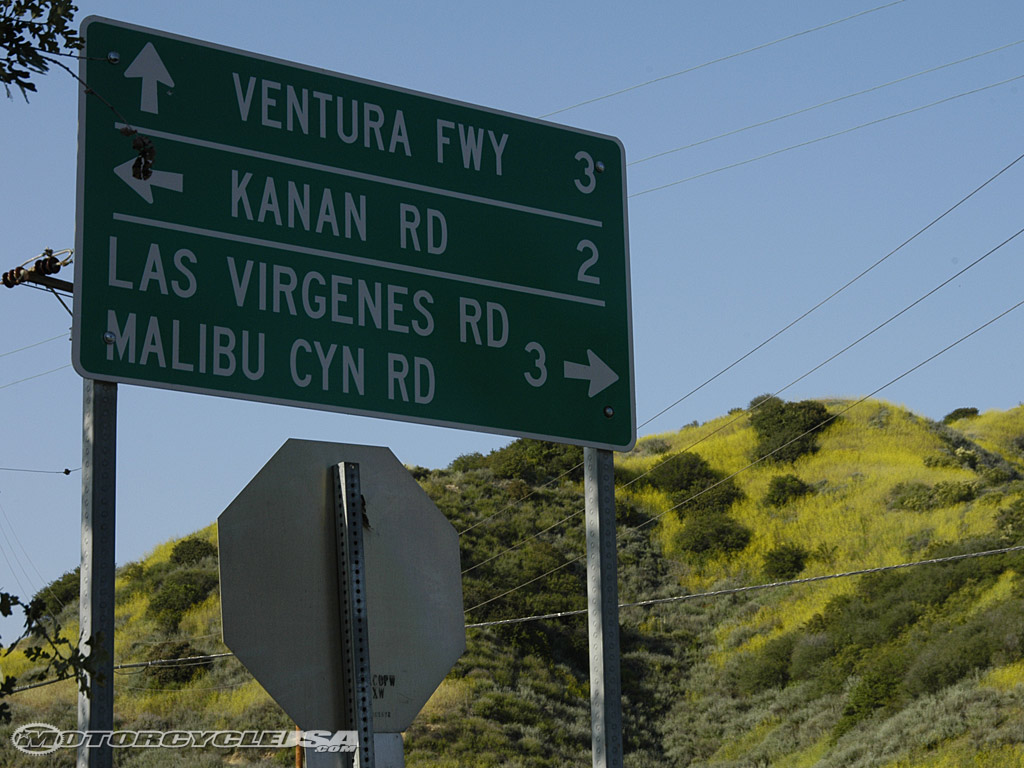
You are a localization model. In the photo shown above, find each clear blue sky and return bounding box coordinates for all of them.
[1,0,1022,640]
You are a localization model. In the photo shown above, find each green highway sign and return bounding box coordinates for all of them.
[74,17,635,450]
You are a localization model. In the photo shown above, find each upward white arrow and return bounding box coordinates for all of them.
[124,42,174,114]
[563,350,619,398]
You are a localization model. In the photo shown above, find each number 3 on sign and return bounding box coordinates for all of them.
[524,342,547,387]
[574,151,596,194]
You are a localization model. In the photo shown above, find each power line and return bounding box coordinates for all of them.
[7,653,239,695]
[0,496,64,612]
[465,553,585,615]
[0,525,30,597]
[628,38,1024,167]
[115,681,251,693]
[0,364,72,391]
[0,466,76,475]
[459,219,1024,580]
[0,504,36,600]
[629,73,1024,198]
[13,540,1024,691]
[636,150,1024,432]
[466,544,1024,629]
[462,295,1024,614]
[0,333,67,359]
[6,676,74,694]
[457,463,581,536]
[540,0,907,117]
[639,293,1024,534]
[113,652,236,671]
[462,507,582,575]
[131,630,224,646]
[632,223,1024,493]
[454,151,1023,562]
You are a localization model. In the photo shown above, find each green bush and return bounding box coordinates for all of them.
[115,561,149,605]
[488,440,583,485]
[996,499,1024,543]
[901,600,1024,699]
[448,451,488,472]
[763,543,810,580]
[923,453,959,468]
[32,567,79,621]
[980,466,1016,485]
[788,632,834,681]
[942,407,979,424]
[835,651,907,736]
[169,537,218,567]
[888,480,976,512]
[763,474,813,508]
[405,464,431,480]
[953,447,979,470]
[642,451,743,515]
[472,691,542,726]
[638,451,709,492]
[146,568,219,631]
[731,634,797,694]
[903,623,993,697]
[749,395,833,463]
[631,438,671,456]
[888,482,935,511]
[614,462,642,487]
[119,561,145,582]
[931,480,977,507]
[673,512,751,557]
[145,640,212,686]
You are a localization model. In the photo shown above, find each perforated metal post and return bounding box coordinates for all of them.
[78,379,116,768]
[334,463,375,768]
[584,447,624,768]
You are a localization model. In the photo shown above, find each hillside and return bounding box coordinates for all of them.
[2,399,1024,767]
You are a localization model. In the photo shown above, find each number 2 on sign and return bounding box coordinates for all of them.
[575,239,600,284]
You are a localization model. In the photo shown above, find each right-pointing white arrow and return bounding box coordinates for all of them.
[113,158,183,204]
[564,350,619,397]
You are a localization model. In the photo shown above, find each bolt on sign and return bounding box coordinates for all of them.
[74,17,635,450]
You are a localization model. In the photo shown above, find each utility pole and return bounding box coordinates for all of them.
[3,248,110,766]
[2,249,73,292]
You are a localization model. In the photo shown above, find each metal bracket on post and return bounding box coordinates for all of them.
[334,463,375,768]
[584,447,624,768]
[78,379,117,768]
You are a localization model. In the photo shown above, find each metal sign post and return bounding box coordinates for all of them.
[584,447,624,768]
[333,463,375,768]
[78,379,117,768]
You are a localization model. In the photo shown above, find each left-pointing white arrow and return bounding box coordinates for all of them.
[563,350,619,398]
[113,159,183,204]
[124,42,174,114]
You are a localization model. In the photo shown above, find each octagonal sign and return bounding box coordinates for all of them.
[218,439,465,732]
